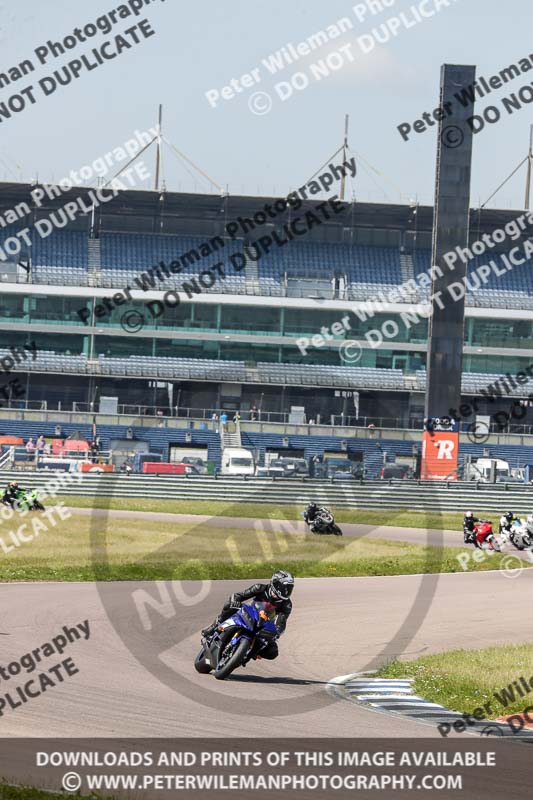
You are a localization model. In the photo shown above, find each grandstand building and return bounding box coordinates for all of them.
[1,182,533,474]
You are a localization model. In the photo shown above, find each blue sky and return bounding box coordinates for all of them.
[0,0,531,209]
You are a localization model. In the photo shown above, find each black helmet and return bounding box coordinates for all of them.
[504,511,513,521]
[269,570,294,601]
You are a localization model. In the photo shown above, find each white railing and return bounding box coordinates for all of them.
[0,446,14,469]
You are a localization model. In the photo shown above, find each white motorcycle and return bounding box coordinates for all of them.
[500,519,533,552]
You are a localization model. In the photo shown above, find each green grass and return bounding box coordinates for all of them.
[0,513,519,582]
[376,644,533,716]
[57,495,480,533]
[0,786,110,800]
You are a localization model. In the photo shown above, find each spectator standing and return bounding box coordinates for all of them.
[250,404,258,422]
[220,412,228,432]
[25,438,35,455]
[233,411,241,424]
[211,412,218,432]
[36,435,45,455]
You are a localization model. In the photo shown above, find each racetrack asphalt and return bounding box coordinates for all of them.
[68,507,464,548]
[1,510,531,739]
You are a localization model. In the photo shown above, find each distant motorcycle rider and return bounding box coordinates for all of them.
[201,570,294,660]
[303,503,320,525]
[503,514,533,551]
[2,481,24,508]
[498,511,517,536]
[463,511,480,545]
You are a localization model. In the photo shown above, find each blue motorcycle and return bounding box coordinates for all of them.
[195,600,278,680]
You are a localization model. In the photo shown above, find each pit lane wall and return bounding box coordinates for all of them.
[2,471,533,514]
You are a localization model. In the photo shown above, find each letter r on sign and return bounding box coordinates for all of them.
[435,439,455,459]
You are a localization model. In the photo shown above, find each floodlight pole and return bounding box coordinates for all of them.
[340,114,349,201]
[525,125,533,210]
[154,104,163,191]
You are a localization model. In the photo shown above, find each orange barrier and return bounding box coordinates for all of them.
[0,436,24,445]
[79,463,114,473]
[142,462,188,474]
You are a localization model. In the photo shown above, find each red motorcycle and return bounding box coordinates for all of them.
[474,520,501,552]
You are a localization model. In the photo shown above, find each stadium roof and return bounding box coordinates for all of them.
[0,181,526,240]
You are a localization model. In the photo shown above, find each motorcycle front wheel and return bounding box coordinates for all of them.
[331,524,343,536]
[194,647,212,674]
[214,637,249,680]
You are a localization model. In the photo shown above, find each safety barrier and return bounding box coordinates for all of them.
[2,471,532,514]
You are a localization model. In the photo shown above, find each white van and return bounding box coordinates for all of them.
[470,458,510,482]
[220,447,255,476]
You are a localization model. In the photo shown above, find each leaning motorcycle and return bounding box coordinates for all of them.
[195,600,278,680]
[14,489,45,512]
[473,520,501,552]
[502,520,533,551]
[303,508,342,536]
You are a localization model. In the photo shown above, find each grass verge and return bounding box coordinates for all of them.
[0,515,520,582]
[376,644,533,716]
[57,495,486,533]
[0,786,110,800]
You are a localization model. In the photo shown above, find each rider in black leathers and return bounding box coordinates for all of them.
[303,503,320,525]
[201,571,294,660]
[463,511,480,545]
[2,481,24,508]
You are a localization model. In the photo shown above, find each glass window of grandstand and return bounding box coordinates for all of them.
[283,308,348,336]
[283,345,339,365]
[222,343,281,364]
[0,331,86,355]
[155,339,219,359]
[148,302,218,331]
[220,305,280,335]
[94,335,153,357]
[465,354,533,375]
[0,294,25,322]
[469,318,533,350]
[29,296,88,325]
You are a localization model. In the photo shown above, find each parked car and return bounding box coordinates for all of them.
[269,458,308,477]
[332,471,357,481]
[255,465,285,478]
[179,456,207,475]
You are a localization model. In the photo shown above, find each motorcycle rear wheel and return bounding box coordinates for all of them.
[214,637,249,680]
[194,647,212,673]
